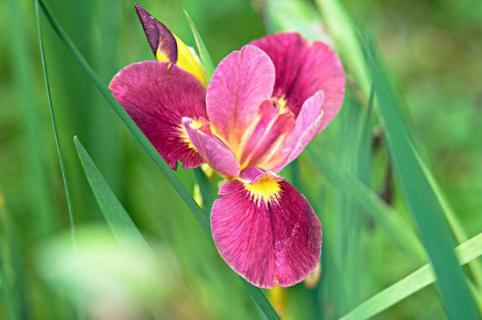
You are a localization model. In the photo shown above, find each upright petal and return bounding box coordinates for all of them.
[272,91,325,172]
[252,33,345,131]
[211,169,322,288]
[109,61,206,169]
[206,45,276,152]
[182,117,240,177]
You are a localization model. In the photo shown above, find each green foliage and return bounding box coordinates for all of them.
[361,35,479,319]
[340,233,482,319]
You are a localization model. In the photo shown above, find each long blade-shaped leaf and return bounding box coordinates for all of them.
[74,137,149,251]
[34,0,76,247]
[361,36,479,319]
[307,150,425,262]
[340,233,482,320]
[8,0,55,237]
[183,10,214,80]
[38,1,278,318]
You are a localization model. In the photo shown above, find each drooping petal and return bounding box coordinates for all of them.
[206,45,276,151]
[135,4,206,85]
[211,168,322,288]
[109,61,206,169]
[252,32,345,131]
[271,91,325,172]
[182,117,240,177]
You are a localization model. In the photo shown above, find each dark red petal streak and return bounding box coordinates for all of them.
[109,61,206,169]
[252,32,345,131]
[211,172,322,288]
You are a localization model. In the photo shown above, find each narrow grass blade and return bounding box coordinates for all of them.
[361,36,479,319]
[74,137,149,251]
[421,159,482,288]
[7,0,55,236]
[183,9,214,80]
[307,150,426,262]
[340,233,482,320]
[38,2,279,317]
[34,0,76,247]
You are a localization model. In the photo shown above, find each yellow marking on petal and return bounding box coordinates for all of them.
[178,119,202,150]
[243,174,281,204]
[175,36,207,85]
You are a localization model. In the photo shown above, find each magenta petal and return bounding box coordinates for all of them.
[252,32,345,130]
[237,101,295,169]
[135,4,177,61]
[109,61,206,169]
[182,117,240,177]
[206,45,275,148]
[211,171,322,288]
[272,91,325,172]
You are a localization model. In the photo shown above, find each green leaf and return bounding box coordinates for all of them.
[38,1,279,318]
[183,9,215,80]
[307,150,426,262]
[74,137,150,252]
[34,0,76,247]
[340,233,482,320]
[361,35,479,319]
[7,0,55,237]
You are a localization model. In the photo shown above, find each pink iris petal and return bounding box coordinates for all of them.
[109,61,206,169]
[182,117,240,177]
[245,105,296,170]
[252,32,345,132]
[206,45,276,149]
[211,168,322,288]
[272,91,325,172]
[135,4,177,61]
[238,101,295,169]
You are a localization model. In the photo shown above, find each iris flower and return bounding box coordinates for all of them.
[109,5,345,288]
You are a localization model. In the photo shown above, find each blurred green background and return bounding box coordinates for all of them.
[0,0,481,319]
